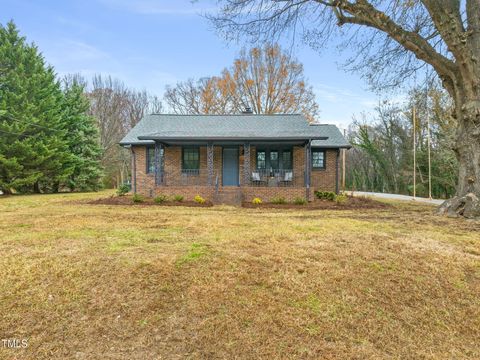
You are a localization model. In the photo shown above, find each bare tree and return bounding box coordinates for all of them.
[164,44,320,121]
[209,0,480,218]
[347,87,457,198]
[86,74,163,187]
[164,77,235,114]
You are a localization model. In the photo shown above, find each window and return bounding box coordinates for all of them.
[312,149,326,169]
[256,151,266,169]
[146,146,164,174]
[270,151,279,170]
[282,151,292,170]
[256,149,292,170]
[182,147,200,172]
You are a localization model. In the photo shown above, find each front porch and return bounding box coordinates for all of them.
[129,141,339,204]
[158,169,304,188]
[149,141,315,196]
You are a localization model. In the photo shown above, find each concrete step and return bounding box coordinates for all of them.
[215,187,243,205]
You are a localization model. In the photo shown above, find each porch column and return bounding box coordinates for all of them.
[305,140,311,200]
[154,141,163,186]
[243,142,250,186]
[207,142,214,186]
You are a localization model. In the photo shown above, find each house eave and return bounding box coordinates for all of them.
[137,135,329,141]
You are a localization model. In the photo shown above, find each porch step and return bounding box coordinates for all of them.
[214,187,243,205]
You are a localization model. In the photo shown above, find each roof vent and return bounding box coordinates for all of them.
[242,107,253,114]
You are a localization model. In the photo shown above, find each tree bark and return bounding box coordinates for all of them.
[438,98,480,218]
[456,101,480,196]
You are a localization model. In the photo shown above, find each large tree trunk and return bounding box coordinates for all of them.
[456,100,480,196]
[438,99,480,218]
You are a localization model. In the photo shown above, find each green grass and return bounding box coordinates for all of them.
[0,190,479,359]
[176,242,208,266]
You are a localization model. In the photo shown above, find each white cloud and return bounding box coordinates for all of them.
[61,40,110,61]
[55,16,94,33]
[311,83,379,127]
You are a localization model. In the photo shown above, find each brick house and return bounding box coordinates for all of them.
[119,113,350,204]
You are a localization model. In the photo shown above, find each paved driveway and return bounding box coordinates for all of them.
[346,191,445,205]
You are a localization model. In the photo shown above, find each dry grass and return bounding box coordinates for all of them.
[0,191,479,359]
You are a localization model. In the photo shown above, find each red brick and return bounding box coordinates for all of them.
[131,145,339,203]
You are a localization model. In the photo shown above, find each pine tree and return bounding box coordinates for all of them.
[61,78,103,191]
[0,21,71,193]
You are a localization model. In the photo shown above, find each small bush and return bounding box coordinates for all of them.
[154,194,168,203]
[132,193,144,203]
[194,195,206,204]
[173,194,184,202]
[252,197,262,205]
[315,191,336,201]
[293,197,307,205]
[271,196,287,204]
[117,184,130,196]
[335,193,348,204]
[408,183,427,197]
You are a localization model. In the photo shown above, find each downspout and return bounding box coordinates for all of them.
[335,149,340,194]
[305,139,311,201]
[131,147,137,194]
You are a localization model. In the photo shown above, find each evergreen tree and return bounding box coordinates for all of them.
[61,78,103,191]
[0,21,70,193]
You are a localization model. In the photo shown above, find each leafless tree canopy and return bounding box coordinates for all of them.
[83,74,162,187]
[347,86,457,197]
[209,0,480,217]
[164,44,320,121]
[210,1,460,91]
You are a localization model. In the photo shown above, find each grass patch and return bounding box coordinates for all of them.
[0,191,479,359]
[176,242,208,266]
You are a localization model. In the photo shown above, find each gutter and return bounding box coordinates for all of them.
[137,135,329,141]
[311,144,352,149]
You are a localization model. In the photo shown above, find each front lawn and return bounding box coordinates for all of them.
[0,191,479,359]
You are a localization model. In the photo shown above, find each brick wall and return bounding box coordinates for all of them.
[310,149,339,193]
[242,187,308,203]
[132,146,154,196]
[131,144,339,202]
[293,145,306,186]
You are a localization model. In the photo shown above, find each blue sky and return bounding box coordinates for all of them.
[0,0,385,129]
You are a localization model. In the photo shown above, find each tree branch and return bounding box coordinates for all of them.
[324,0,458,83]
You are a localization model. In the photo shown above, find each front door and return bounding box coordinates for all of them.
[222,147,239,186]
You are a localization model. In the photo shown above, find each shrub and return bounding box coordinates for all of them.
[132,193,144,203]
[194,195,206,204]
[335,194,348,204]
[117,184,130,196]
[252,197,262,205]
[315,191,336,201]
[154,194,168,203]
[408,183,427,197]
[293,197,307,205]
[173,194,184,202]
[271,196,287,204]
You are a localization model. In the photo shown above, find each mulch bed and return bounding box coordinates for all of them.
[86,195,389,210]
[242,196,391,210]
[87,195,213,207]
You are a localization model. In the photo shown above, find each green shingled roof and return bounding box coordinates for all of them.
[119,114,350,148]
